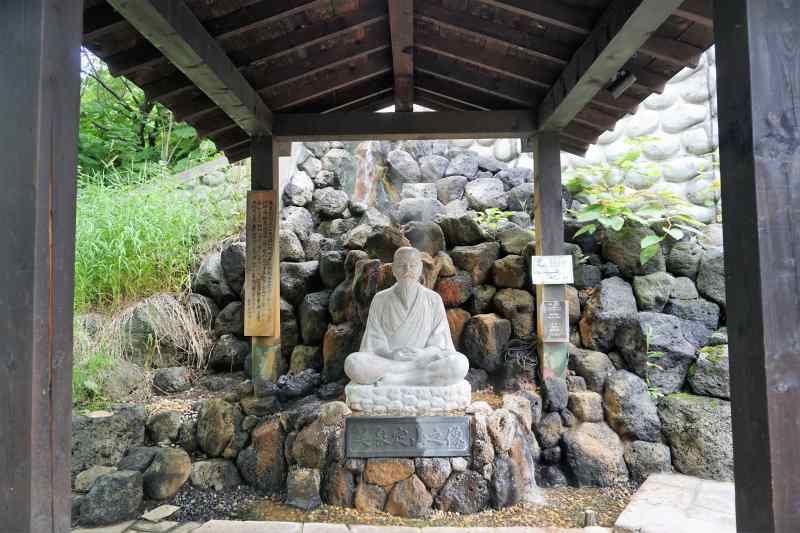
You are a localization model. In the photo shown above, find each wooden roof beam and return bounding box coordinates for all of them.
[107,0,328,76]
[481,0,705,69]
[675,0,713,28]
[538,0,686,132]
[272,110,536,141]
[108,0,272,136]
[388,0,414,112]
[142,8,389,103]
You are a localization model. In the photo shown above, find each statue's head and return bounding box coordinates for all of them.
[392,247,423,283]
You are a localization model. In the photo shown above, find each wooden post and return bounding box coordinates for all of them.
[246,136,283,386]
[714,1,800,531]
[531,132,569,379]
[0,1,82,532]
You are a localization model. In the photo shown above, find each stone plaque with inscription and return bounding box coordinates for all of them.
[346,416,471,458]
[540,300,569,342]
[244,190,279,337]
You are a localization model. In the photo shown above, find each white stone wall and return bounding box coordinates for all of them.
[564,47,720,223]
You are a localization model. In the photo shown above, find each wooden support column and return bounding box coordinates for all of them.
[714,1,800,531]
[0,1,82,532]
[531,133,568,380]
[245,136,283,385]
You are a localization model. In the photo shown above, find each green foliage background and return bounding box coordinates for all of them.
[79,50,218,181]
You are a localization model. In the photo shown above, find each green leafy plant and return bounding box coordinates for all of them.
[565,136,707,265]
[644,325,665,400]
[477,207,513,229]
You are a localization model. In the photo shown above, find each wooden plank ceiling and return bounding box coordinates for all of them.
[82,0,714,160]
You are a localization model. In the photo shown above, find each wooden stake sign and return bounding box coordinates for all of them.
[244,190,279,337]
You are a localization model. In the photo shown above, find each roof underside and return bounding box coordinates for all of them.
[82,0,714,161]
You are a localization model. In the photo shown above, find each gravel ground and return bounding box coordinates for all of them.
[247,485,634,529]
[144,484,263,524]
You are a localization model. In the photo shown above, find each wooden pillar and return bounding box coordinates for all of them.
[0,1,82,532]
[714,1,800,531]
[531,133,569,379]
[246,136,283,385]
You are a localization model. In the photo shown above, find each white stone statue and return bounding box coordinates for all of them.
[344,247,471,414]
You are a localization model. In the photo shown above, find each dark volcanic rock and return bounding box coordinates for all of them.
[79,471,142,526]
[436,471,491,514]
[462,314,512,373]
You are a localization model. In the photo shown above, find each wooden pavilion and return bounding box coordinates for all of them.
[1,1,797,531]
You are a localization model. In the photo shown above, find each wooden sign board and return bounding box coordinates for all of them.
[244,190,279,337]
[540,300,569,342]
[531,255,574,285]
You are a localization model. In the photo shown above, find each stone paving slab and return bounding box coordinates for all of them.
[73,521,137,533]
[194,521,302,532]
[614,473,735,533]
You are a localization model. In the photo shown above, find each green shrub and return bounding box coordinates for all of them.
[74,166,246,311]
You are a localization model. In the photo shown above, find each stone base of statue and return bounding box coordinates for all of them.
[345,380,471,415]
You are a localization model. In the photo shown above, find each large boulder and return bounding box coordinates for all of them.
[312,187,349,218]
[445,151,480,179]
[633,272,676,312]
[492,288,534,338]
[688,345,730,399]
[286,467,322,510]
[323,322,361,382]
[280,261,321,308]
[420,155,450,182]
[437,213,487,247]
[220,241,246,296]
[236,417,287,493]
[415,458,452,491]
[462,314,512,373]
[152,367,191,394]
[603,370,661,442]
[283,170,315,206]
[71,406,145,479]
[403,221,445,256]
[696,248,726,311]
[496,168,532,190]
[507,183,535,213]
[436,471,491,514]
[434,271,473,307]
[78,471,142,526]
[388,149,422,182]
[568,346,615,394]
[493,255,527,288]
[119,294,193,366]
[393,197,446,223]
[190,459,242,491]
[280,229,306,262]
[280,299,301,361]
[579,277,638,352]
[451,242,500,285]
[658,394,733,481]
[623,441,672,484]
[213,301,244,338]
[192,251,237,308]
[146,410,182,444]
[385,475,433,518]
[299,290,332,345]
[602,225,666,278]
[364,226,411,262]
[281,206,315,242]
[667,240,703,279]
[436,175,468,203]
[196,399,236,458]
[465,178,508,210]
[616,312,697,394]
[208,334,249,372]
[562,422,628,487]
[142,448,191,500]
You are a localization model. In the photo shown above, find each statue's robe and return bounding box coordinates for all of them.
[344,283,469,386]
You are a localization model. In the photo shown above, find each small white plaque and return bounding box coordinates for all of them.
[531,255,574,285]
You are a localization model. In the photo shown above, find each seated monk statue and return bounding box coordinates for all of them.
[344,246,470,387]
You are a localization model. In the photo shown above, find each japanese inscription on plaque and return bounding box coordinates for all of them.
[531,255,574,285]
[244,191,279,337]
[540,300,569,342]
[346,417,471,458]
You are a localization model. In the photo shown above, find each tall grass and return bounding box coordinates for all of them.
[74,164,246,311]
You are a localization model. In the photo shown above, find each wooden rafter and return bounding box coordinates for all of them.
[388,0,414,111]
[142,8,389,103]
[481,0,703,68]
[108,0,273,135]
[107,0,328,77]
[272,110,536,141]
[538,0,686,132]
[416,5,668,95]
